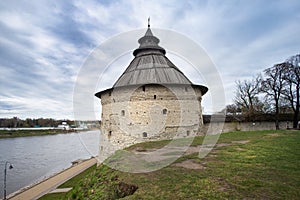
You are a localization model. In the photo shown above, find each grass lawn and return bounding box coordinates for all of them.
[0,129,70,138]
[38,165,97,200]
[39,130,300,199]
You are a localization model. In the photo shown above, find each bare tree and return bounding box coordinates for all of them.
[282,55,300,128]
[225,104,241,115]
[261,64,286,130]
[234,75,262,117]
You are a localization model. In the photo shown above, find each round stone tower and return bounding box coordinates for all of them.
[95,26,208,162]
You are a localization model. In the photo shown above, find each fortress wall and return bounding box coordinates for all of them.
[201,121,293,134]
[98,85,204,162]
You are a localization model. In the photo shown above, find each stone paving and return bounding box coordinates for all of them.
[8,158,97,200]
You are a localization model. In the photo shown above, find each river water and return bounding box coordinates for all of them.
[0,130,100,198]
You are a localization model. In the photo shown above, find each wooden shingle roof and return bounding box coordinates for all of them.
[113,27,193,87]
[95,26,208,98]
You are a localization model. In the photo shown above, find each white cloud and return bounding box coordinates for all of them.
[0,0,299,119]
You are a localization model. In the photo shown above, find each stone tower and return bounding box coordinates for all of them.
[95,25,208,162]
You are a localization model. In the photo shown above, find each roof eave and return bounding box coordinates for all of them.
[95,83,208,99]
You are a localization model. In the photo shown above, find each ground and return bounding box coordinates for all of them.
[39,130,300,199]
[0,129,74,138]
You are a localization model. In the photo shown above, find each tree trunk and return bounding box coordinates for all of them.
[275,101,280,130]
[275,119,279,130]
[293,101,299,129]
[294,85,300,129]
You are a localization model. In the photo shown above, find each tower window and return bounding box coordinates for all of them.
[142,86,145,92]
[154,95,157,99]
[108,131,112,137]
[163,109,167,114]
[187,130,190,136]
[121,110,125,116]
[143,132,147,137]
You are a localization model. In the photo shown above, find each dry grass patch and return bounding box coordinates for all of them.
[172,159,206,170]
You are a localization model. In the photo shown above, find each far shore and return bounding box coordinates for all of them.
[0,128,99,139]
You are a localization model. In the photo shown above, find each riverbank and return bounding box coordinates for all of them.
[43,130,300,199]
[0,129,96,139]
[0,130,99,199]
[7,158,97,200]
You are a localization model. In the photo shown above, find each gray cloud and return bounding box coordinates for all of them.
[0,0,299,119]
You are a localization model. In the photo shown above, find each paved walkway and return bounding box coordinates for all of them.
[9,158,97,200]
[48,188,72,193]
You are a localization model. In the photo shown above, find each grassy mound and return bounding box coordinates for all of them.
[0,129,70,138]
[40,130,300,199]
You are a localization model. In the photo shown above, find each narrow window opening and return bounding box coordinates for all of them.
[163,109,167,114]
[108,131,112,137]
[121,110,125,116]
[154,95,157,99]
[142,86,145,92]
[143,132,147,137]
[187,130,190,136]
[185,87,188,92]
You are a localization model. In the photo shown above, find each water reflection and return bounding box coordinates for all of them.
[0,130,100,198]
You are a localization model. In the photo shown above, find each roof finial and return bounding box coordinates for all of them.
[148,17,150,28]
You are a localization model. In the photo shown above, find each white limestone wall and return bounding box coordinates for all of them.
[201,121,293,134]
[98,84,204,162]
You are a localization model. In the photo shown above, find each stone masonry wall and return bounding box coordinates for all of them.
[201,121,293,134]
[98,84,204,162]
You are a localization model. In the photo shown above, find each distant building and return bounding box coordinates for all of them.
[95,25,208,162]
[57,121,70,130]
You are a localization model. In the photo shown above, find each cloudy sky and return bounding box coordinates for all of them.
[0,0,299,120]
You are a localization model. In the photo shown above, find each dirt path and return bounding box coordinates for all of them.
[8,158,97,200]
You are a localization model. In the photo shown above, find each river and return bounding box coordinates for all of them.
[0,130,100,199]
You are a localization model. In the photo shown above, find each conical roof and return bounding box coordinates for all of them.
[95,26,208,98]
[113,27,193,87]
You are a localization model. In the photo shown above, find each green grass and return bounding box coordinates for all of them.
[38,192,67,200]
[0,129,72,139]
[38,165,97,200]
[126,139,171,151]
[39,130,300,199]
[59,165,97,188]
